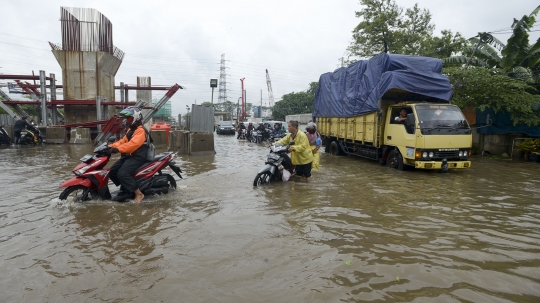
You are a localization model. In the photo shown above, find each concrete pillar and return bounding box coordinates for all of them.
[96,96,102,132]
[51,50,122,125]
[120,82,125,102]
[50,73,57,125]
[39,70,47,126]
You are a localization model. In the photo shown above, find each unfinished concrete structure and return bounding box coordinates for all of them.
[49,7,124,124]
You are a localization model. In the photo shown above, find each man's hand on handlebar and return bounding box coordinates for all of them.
[110,147,119,154]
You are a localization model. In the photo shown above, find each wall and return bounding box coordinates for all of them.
[471,126,527,158]
[190,105,214,133]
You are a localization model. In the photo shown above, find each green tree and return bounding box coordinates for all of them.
[420,30,467,59]
[444,67,540,126]
[346,0,464,61]
[272,82,318,121]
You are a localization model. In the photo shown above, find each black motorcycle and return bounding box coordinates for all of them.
[19,124,43,145]
[0,126,11,145]
[253,142,294,186]
[237,128,246,140]
[269,132,286,143]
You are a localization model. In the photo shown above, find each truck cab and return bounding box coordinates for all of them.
[384,103,472,171]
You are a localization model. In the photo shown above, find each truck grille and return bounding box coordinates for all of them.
[435,151,459,158]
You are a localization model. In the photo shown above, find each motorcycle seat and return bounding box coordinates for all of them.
[135,153,171,171]
[154,152,169,161]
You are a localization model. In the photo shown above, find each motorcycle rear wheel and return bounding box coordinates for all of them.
[253,171,273,187]
[59,186,94,202]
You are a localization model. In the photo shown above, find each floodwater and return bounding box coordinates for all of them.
[1,135,540,303]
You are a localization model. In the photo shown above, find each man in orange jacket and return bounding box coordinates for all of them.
[109,107,149,203]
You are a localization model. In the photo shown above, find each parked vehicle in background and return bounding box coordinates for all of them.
[314,54,472,172]
[262,121,287,133]
[19,124,43,145]
[216,121,235,135]
[0,125,11,145]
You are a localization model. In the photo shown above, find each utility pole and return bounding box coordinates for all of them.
[265,69,274,108]
[240,78,246,121]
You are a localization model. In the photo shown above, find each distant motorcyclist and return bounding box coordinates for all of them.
[13,116,30,145]
[237,122,246,139]
[108,107,149,203]
[247,122,255,140]
[272,123,284,136]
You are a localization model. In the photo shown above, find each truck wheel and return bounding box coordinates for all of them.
[387,149,405,171]
[329,141,343,156]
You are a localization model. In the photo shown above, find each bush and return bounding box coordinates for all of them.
[515,138,540,155]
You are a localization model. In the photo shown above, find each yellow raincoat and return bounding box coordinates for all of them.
[276,131,313,165]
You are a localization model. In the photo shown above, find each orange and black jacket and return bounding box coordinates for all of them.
[109,125,149,162]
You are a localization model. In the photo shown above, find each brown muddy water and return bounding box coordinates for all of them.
[0,135,539,302]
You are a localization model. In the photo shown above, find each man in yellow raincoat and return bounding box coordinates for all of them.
[276,120,314,182]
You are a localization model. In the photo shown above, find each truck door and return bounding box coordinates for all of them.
[384,106,416,159]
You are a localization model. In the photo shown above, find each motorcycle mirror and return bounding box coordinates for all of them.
[107,136,116,143]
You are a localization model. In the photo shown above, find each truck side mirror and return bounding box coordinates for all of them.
[406,113,415,126]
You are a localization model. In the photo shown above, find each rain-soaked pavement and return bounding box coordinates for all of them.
[1,135,540,302]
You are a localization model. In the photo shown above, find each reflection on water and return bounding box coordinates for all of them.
[0,138,539,302]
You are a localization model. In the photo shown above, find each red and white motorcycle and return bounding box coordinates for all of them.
[59,142,183,202]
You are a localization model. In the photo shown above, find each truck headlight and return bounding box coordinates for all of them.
[429,152,434,158]
[422,152,428,158]
[463,151,468,157]
[459,151,464,157]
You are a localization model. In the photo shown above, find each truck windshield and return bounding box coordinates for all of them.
[416,105,470,134]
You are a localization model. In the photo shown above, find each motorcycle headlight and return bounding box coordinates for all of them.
[422,152,428,158]
[75,165,91,176]
[429,152,434,158]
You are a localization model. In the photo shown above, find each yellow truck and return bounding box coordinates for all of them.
[314,54,472,172]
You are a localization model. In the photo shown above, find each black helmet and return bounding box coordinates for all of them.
[21,116,27,120]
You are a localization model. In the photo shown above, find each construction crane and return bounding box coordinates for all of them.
[265,69,274,107]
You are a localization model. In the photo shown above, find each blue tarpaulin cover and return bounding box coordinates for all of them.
[313,54,453,118]
[476,108,540,137]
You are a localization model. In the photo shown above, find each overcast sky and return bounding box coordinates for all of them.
[1,0,539,117]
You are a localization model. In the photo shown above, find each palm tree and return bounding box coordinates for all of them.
[443,5,540,83]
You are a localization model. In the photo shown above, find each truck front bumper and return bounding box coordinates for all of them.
[414,160,471,169]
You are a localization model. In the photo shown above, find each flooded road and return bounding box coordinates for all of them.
[1,135,540,302]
